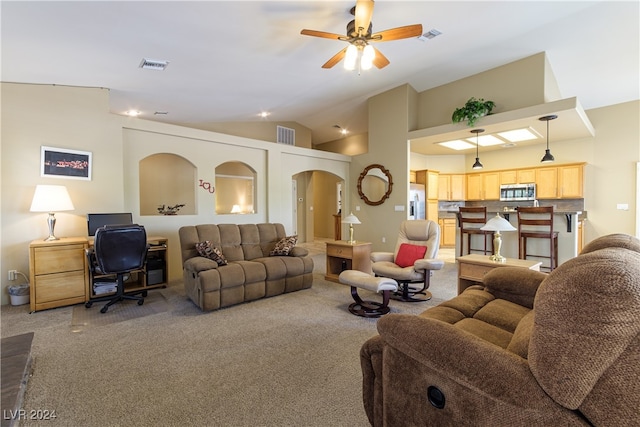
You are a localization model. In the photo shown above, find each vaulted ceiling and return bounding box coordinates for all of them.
[2,1,638,151]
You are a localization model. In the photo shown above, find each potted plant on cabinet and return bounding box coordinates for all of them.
[452,97,496,127]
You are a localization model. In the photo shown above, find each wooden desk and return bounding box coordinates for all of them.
[29,237,89,312]
[457,254,542,294]
[325,241,372,283]
[29,235,167,312]
[86,236,168,301]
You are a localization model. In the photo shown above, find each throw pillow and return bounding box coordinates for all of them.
[395,243,427,268]
[270,235,298,256]
[195,241,228,266]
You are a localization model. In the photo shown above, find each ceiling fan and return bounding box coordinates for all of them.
[300,0,423,71]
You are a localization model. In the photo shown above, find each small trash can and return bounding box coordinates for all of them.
[8,283,30,306]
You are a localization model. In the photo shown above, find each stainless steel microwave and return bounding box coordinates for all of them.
[500,183,536,201]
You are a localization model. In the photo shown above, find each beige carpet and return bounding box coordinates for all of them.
[71,292,171,331]
[1,251,458,427]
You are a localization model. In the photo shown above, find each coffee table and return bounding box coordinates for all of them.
[457,254,542,294]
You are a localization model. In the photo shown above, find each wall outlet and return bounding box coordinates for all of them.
[616,203,629,210]
[8,270,17,281]
[382,237,386,243]
[394,205,405,211]
[355,205,360,211]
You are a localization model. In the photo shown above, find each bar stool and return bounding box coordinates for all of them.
[517,206,559,271]
[457,207,493,256]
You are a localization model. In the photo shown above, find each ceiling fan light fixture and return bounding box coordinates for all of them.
[360,44,375,70]
[344,45,358,70]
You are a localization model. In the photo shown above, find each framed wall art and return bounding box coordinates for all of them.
[41,146,92,180]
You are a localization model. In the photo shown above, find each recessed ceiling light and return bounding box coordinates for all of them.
[125,110,141,117]
[259,111,270,118]
[466,134,504,147]
[438,140,475,150]
[139,58,169,70]
[497,127,541,142]
[333,124,348,135]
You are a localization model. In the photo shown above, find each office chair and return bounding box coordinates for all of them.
[85,224,148,313]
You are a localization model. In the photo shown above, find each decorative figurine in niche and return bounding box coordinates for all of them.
[158,204,185,215]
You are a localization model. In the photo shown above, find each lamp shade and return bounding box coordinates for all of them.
[341,212,361,225]
[481,214,516,232]
[30,185,75,212]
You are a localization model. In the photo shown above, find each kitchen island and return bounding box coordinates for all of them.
[443,199,585,268]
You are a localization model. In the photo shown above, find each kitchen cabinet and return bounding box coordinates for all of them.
[438,174,465,201]
[536,167,558,198]
[501,169,536,185]
[427,200,439,222]
[438,218,456,247]
[536,163,584,198]
[559,164,584,198]
[466,172,500,200]
[416,169,439,220]
[517,169,536,183]
[500,170,517,185]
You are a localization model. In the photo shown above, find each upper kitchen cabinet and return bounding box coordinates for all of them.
[438,174,465,201]
[500,168,536,185]
[536,163,584,199]
[467,172,500,201]
[415,169,440,199]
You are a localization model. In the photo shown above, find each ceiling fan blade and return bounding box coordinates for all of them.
[300,29,345,40]
[354,0,374,36]
[370,24,423,42]
[372,47,390,69]
[322,47,348,69]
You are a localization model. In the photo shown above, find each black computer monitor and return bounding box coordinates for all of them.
[87,213,133,236]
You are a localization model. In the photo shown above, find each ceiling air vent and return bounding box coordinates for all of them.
[139,58,169,70]
[277,126,295,146]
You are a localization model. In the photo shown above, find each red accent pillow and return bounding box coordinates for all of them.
[395,243,427,268]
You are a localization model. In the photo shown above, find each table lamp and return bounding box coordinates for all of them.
[342,212,361,244]
[481,213,516,263]
[30,185,75,241]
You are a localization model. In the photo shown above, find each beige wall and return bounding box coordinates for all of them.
[0,83,351,305]
[416,53,553,129]
[176,121,313,149]
[348,84,416,252]
[315,132,368,156]
[312,171,341,239]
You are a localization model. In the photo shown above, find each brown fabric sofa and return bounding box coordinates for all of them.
[361,233,640,426]
[179,223,313,311]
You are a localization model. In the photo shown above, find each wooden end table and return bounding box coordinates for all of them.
[325,241,372,283]
[457,254,542,294]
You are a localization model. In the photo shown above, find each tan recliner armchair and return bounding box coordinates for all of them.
[361,233,640,426]
[370,220,444,302]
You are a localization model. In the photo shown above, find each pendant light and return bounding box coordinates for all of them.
[471,128,484,170]
[539,114,557,163]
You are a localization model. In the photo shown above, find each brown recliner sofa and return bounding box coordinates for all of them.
[360,233,640,426]
[179,223,313,311]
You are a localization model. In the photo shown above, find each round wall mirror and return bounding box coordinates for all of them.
[357,164,393,206]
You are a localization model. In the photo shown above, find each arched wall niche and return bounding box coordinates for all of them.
[215,161,257,214]
[139,153,196,215]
